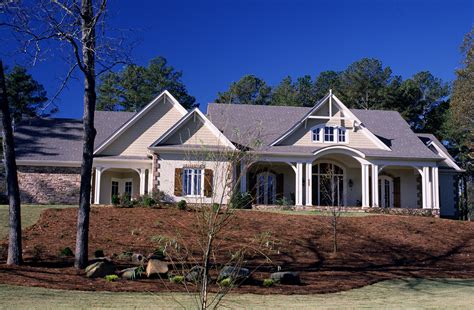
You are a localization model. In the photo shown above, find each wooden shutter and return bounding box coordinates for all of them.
[394,177,401,208]
[276,173,284,199]
[204,169,213,197]
[174,168,183,196]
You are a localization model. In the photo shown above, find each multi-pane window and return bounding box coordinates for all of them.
[312,126,347,143]
[124,181,132,197]
[111,181,119,198]
[183,168,203,196]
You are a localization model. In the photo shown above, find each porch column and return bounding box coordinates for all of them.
[371,164,379,207]
[240,161,247,193]
[295,162,304,206]
[422,166,432,209]
[94,167,103,204]
[148,168,153,193]
[305,162,313,206]
[361,164,370,208]
[432,166,439,209]
[139,168,146,195]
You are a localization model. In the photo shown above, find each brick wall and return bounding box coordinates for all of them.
[17,166,81,204]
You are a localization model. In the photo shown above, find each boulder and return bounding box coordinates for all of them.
[120,267,139,280]
[85,261,116,278]
[218,266,250,281]
[131,253,145,264]
[185,266,209,283]
[270,271,300,285]
[146,259,169,277]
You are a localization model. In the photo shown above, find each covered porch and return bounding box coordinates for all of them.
[240,146,440,210]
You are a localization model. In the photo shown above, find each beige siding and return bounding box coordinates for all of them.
[101,97,184,156]
[279,118,379,149]
[99,169,140,204]
[165,119,222,146]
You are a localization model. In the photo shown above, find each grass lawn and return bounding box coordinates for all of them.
[0,205,76,238]
[0,278,473,309]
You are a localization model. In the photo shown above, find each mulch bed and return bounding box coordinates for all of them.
[1,207,473,294]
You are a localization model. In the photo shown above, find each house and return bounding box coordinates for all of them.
[10,90,462,217]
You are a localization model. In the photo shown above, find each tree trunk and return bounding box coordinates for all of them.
[0,60,22,265]
[201,233,213,309]
[74,0,97,269]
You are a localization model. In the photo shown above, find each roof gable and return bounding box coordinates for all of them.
[94,90,187,156]
[152,108,236,150]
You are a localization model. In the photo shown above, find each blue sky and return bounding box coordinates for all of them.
[1,0,472,118]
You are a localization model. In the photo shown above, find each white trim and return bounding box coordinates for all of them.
[182,167,205,197]
[378,175,394,208]
[427,141,463,171]
[151,108,236,150]
[313,145,366,159]
[16,160,80,167]
[310,124,349,144]
[94,90,188,155]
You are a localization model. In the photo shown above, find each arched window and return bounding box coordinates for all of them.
[311,125,348,144]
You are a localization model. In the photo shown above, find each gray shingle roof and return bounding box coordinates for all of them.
[14,111,135,162]
[207,103,441,160]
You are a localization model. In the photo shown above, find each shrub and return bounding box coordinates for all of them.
[219,277,233,287]
[177,200,187,210]
[230,191,252,209]
[212,203,220,213]
[111,195,120,206]
[105,274,119,282]
[169,275,184,284]
[94,249,105,258]
[59,247,74,257]
[143,196,156,207]
[276,197,293,207]
[263,278,274,287]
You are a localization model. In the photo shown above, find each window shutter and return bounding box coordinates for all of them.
[394,177,401,208]
[204,169,213,198]
[174,168,183,196]
[276,173,284,199]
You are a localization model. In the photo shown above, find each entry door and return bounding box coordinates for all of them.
[256,172,276,205]
[111,178,133,198]
[378,176,394,208]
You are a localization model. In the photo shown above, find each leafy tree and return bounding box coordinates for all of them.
[295,75,318,107]
[97,57,196,111]
[272,76,298,106]
[216,75,271,105]
[5,66,48,122]
[314,70,341,100]
[444,28,474,219]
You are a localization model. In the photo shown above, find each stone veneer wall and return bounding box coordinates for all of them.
[17,166,81,204]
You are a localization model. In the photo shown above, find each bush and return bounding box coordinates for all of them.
[105,274,119,282]
[263,278,274,287]
[212,203,220,213]
[177,200,187,210]
[59,247,74,257]
[142,196,156,207]
[94,249,105,258]
[169,275,184,284]
[111,195,120,206]
[112,193,134,208]
[219,277,233,287]
[230,191,252,209]
[276,197,293,207]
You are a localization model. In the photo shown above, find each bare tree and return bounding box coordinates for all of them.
[1,0,130,268]
[0,60,22,265]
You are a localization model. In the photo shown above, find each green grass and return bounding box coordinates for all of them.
[0,204,76,238]
[0,278,473,309]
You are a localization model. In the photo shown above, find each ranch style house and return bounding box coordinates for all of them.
[9,90,462,217]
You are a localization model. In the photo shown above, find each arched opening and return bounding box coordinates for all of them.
[99,168,141,204]
[245,162,293,205]
[312,161,345,206]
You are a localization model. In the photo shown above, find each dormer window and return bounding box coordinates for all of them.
[312,125,348,143]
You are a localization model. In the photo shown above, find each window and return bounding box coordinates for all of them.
[183,168,203,196]
[324,127,334,142]
[111,181,119,198]
[256,172,276,205]
[312,125,347,143]
[124,181,132,197]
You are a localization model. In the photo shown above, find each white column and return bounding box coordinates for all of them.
[240,161,247,193]
[296,162,304,206]
[422,166,432,209]
[305,163,313,206]
[94,167,103,204]
[371,164,379,208]
[432,166,439,209]
[139,168,146,195]
[148,168,153,193]
[361,164,370,208]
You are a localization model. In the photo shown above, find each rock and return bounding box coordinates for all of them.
[185,266,209,283]
[147,253,165,260]
[120,267,139,280]
[218,266,250,281]
[85,261,116,278]
[131,253,145,264]
[270,271,300,285]
[146,259,168,277]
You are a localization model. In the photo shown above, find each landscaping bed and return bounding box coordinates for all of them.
[0,207,473,294]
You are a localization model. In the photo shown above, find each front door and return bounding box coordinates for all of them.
[378,176,394,208]
[256,172,276,205]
